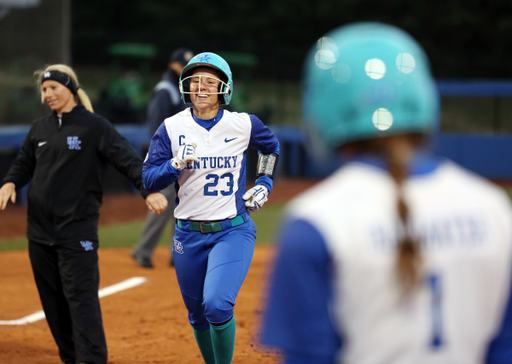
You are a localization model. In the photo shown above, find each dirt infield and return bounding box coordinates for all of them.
[0,178,319,364]
[0,246,280,364]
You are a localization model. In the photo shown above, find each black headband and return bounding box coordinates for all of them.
[41,70,78,95]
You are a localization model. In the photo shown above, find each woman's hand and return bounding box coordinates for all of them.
[0,183,16,210]
[145,192,168,215]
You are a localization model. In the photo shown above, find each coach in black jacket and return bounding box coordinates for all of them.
[4,103,150,244]
[0,65,167,364]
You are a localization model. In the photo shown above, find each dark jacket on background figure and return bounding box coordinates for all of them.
[146,70,187,136]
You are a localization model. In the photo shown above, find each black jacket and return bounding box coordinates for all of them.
[2,104,149,245]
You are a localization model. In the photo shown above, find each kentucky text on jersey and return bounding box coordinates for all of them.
[185,155,238,169]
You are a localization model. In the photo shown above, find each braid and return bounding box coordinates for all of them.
[341,134,425,294]
[385,137,422,295]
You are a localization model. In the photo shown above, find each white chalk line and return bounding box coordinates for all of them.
[0,276,146,325]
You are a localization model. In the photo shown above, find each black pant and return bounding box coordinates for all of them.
[28,241,107,364]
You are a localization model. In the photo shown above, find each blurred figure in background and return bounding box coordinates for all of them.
[261,22,512,364]
[131,47,194,268]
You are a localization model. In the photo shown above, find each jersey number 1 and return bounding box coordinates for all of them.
[427,273,444,349]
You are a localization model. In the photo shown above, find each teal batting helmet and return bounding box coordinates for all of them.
[304,22,439,150]
[179,52,233,105]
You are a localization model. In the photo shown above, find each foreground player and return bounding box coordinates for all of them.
[261,22,512,364]
[143,52,279,364]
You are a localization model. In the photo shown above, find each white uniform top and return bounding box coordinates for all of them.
[142,108,279,221]
[262,157,512,364]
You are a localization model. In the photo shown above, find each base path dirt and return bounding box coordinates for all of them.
[0,178,320,364]
[0,246,281,364]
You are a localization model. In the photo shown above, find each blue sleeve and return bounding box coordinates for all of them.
[260,218,342,364]
[255,175,273,193]
[142,122,182,192]
[486,265,512,364]
[249,115,279,193]
[249,114,280,155]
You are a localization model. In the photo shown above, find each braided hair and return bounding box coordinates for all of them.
[342,133,424,295]
[383,135,423,295]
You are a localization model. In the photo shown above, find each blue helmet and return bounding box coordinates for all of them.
[304,22,439,150]
[179,52,233,105]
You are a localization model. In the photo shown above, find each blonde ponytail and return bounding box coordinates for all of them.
[35,64,94,112]
[76,88,93,112]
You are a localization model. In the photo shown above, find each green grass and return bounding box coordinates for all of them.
[0,237,28,251]
[251,203,286,245]
[0,203,286,251]
[98,221,146,248]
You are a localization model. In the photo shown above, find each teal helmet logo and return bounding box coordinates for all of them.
[196,53,213,63]
[179,52,233,105]
[304,22,439,151]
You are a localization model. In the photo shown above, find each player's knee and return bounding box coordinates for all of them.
[203,296,234,324]
[184,298,210,330]
[189,315,210,331]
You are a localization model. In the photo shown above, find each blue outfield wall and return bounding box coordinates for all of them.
[1,124,512,184]
[271,126,512,181]
[0,124,150,156]
[436,80,512,97]
[0,125,151,204]
[433,134,512,180]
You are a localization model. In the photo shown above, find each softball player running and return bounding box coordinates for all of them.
[261,22,512,364]
[143,52,279,364]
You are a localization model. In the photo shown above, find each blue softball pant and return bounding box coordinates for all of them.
[172,217,257,330]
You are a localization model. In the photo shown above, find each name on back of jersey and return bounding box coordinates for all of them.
[370,213,489,251]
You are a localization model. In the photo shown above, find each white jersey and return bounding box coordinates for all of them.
[168,109,248,220]
[142,108,279,221]
[262,157,512,364]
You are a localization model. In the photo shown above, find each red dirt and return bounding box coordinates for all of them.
[0,178,319,364]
